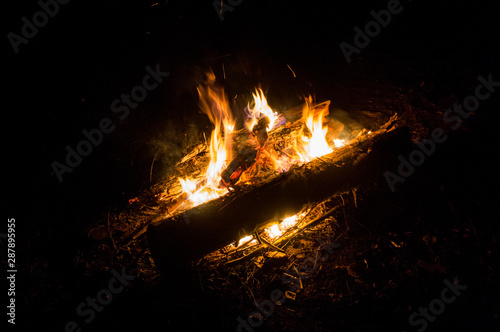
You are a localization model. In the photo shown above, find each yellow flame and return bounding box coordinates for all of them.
[178,82,350,208]
[299,98,333,162]
[179,72,235,206]
[245,88,279,132]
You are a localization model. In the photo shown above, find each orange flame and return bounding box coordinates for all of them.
[245,88,279,132]
[179,84,349,208]
[179,72,235,206]
[299,98,333,162]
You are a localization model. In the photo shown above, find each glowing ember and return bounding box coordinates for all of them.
[231,213,305,248]
[281,214,300,228]
[264,213,305,240]
[265,224,282,239]
[245,88,279,132]
[274,155,295,173]
[187,187,226,206]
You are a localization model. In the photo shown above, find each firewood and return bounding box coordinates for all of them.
[147,127,411,273]
[221,116,270,186]
[225,205,341,266]
[220,145,258,186]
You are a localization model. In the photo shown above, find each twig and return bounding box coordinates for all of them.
[292,266,304,289]
[340,193,348,228]
[316,156,329,164]
[352,188,358,209]
[107,208,117,252]
[136,199,156,210]
[126,213,166,244]
[150,148,160,183]
[468,216,480,243]
[254,231,285,253]
[243,281,258,307]
[128,244,148,270]
[226,206,340,267]
[346,279,352,302]
[276,203,320,249]
[290,206,340,239]
[225,244,265,266]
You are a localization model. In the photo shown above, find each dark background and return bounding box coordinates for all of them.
[3,0,500,330]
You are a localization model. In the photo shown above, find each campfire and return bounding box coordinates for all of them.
[144,71,406,272]
[162,73,351,242]
[177,77,347,212]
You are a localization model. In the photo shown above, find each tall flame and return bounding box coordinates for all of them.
[245,88,279,132]
[178,85,348,207]
[299,98,335,162]
[179,72,235,206]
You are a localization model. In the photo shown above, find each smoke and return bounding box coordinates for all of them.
[147,119,203,173]
[328,108,365,140]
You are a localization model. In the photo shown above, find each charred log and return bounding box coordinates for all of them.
[221,116,270,186]
[147,127,411,273]
[220,145,257,186]
[252,116,270,146]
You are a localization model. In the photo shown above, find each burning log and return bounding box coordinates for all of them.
[251,116,271,146]
[220,116,270,186]
[220,145,257,186]
[147,126,411,273]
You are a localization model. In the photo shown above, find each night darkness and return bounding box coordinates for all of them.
[4,0,500,331]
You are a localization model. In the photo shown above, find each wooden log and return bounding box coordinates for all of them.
[147,127,411,273]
